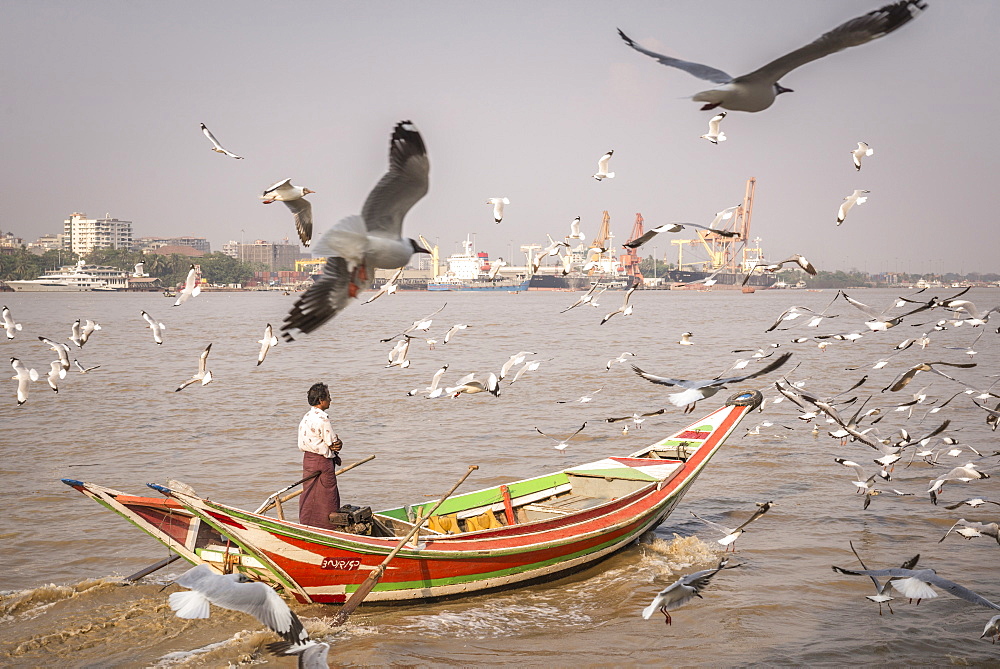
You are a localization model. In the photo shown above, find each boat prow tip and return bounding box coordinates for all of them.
[60,478,84,487]
[146,483,173,495]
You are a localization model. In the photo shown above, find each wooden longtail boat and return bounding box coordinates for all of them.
[62,391,761,604]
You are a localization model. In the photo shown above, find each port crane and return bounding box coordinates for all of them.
[669,177,761,274]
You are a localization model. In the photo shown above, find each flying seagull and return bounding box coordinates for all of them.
[593,150,615,180]
[257,324,278,366]
[169,563,326,662]
[618,1,928,112]
[642,558,739,625]
[841,541,920,615]
[487,197,510,223]
[837,190,870,225]
[45,360,66,393]
[624,220,739,249]
[632,352,792,413]
[690,501,774,551]
[281,121,431,341]
[73,358,101,374]
[409,363,449,398]
[742,254,818,286]
[10,357,38,406]
[173,265,201,307]
[2,306,22,340]
[852,142,874,170]
[176,344,213,391]
[261,179,315,247]
[534,422,588,451]
[831,563,1000,610]
[141,310,165,345]
[567,216,586,241]
[364,267,404,304]
[39,336,71,371]
[199,123,243,159]
[700,112,727,143]
[601,286,637,324]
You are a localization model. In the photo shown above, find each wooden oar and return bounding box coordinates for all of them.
[255,455,377,515]
[332,464,479,626]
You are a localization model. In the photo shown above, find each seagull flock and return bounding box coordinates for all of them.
[12,0,1000,660]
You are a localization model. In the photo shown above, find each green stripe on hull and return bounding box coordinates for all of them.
[348,504,666,594]
[380,472,571,520]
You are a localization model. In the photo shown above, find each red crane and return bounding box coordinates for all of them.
[622,213,644,282]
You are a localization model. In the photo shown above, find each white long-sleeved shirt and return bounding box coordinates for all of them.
[298,407,336,458]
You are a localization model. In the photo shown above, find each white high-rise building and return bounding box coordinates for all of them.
[62,212,133,255]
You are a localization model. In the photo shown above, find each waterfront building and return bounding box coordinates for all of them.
[26,233,63,254]
[237,240,302,271]
[62,213,133,256]
[135,236,211,254]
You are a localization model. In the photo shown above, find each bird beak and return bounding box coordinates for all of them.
[304,189,316,194]
[776,84,794,95]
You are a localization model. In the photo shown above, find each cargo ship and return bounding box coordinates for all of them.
[427,237,530,291]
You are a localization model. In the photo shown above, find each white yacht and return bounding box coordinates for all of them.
[6,260,125,292]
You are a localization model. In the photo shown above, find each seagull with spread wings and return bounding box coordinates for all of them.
[282,121,431,341]
[632,352,792,413]
[199,122,243,159]
[642,558,739,625]
[690,501,774,551]
[618,2,927,112]
[261,179,315,247]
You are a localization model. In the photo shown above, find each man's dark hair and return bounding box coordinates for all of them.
[307,382,330,406]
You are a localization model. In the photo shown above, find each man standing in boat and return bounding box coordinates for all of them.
[298,382,343,529]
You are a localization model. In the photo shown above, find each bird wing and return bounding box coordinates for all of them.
[282,197,313,247]
[841,292,883,320]
[690,511,735,537]
[617,29,733,83]
[198,344,212,374]
[731,503,772,532]
[923,573,1000,611]
[200,123,223,149]
[713,352,793,385]
[281,256,359,341]
[631,365,688,388]
[360,121,429,239]
[736,1,927,85]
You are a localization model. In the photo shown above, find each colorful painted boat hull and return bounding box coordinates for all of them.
[62,392,761,604]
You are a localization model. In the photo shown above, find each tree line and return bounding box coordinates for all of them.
[0,247,267,287]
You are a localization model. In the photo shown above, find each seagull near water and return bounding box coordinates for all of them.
[642,558,739,625]
[593,150,615,180]
[364,267,404,304]
[632,352,792,413]
[534,422,587,451]
[282,121,431,341]
[173,265,201,307]
[601,286,637,324]
[690,501,774,551]
[261,179,315,247]
[169,563,329,668]
[45,360,66,393]
[199,123,243,159]
[73,358,101,374]
[408,363,449,398]
[175,344,213,391]
[487,197,509,223]
[69,319,101,348]
[257,324,278,366]
[618,1,928,112]
[10,357,39,406]
[141,310,165,345]
[837,190,870,225]
[831,563,1000,612]
[700,112,727,143]
[38,336,70,371]
[2,306,22,340]
[852,142,875,170]
[606,351,636,371]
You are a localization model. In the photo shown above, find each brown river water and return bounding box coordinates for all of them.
[1,287,998,667]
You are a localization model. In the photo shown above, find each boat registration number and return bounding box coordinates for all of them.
[321,557,362,570]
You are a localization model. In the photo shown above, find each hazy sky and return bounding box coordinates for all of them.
[1,1,997,273]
